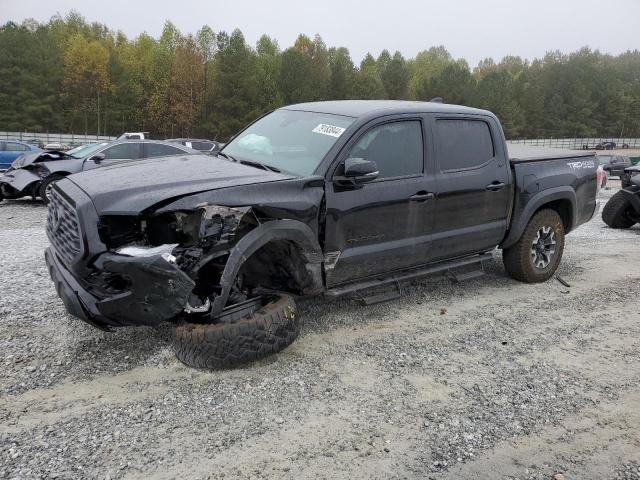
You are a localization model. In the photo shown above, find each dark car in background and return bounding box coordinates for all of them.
[621,165,640,188]
[597,155,631,177]
[0,140,198,204]
[0,140,42,170]
[595,141,617,150]
[166,138,223,155]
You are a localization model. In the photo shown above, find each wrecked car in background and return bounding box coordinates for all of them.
[602,173,640,229]
[44,100,599,370]
[621,164,640,189]
[0,140,197,204]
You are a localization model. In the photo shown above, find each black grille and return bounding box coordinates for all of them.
[46,189,82,265]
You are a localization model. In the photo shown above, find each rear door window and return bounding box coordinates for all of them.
[435,119,494,172]
[347,120,423,179]
[192,141,214,151]
[144,143,185,158]
[102,143,142,160]
[5,142,29,152]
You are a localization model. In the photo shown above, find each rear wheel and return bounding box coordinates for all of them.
[602,191,636,229]
[503,209,565,283]
[39,174,66,205]
[172,294,299,369]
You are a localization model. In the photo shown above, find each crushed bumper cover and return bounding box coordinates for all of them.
[45,247,195,329]
[0,169,41,198]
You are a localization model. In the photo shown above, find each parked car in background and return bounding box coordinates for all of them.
[0,140,42,170]
[166,138,222,155]
[44,142,66,151]
[117,132,149,140]
[597,155,632,177]
[621,165,640,188]
[0,140,198,204]
[595,141,617,150]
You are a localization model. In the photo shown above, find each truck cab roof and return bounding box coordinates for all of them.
[282,100,493,119]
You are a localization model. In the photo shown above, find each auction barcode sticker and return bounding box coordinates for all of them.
[312,124,346,138]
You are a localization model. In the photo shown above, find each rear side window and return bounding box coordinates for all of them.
[145,143,185,158]
[5,142,28,152]
[192,141,214,151]
[436,119,494,171]
[102,143,141,160]
[348,120,423,179]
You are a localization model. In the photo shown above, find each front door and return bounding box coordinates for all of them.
[324,117,437,287]
[84,142,142,170]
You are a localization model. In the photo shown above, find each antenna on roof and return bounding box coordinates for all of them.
[429,97,443,103]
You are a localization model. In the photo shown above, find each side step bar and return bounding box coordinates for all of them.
[325,252,493,299]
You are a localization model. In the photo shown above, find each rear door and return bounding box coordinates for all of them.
[1,142,29,168]
[0,142,9,169]
[430,115,511,260]
[324,115,437,286]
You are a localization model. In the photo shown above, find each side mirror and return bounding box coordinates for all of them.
[335,158,379,186]
[90,153,106,163]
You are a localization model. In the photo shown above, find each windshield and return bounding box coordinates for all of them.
[222,110,354,176]
[67,142,108,158]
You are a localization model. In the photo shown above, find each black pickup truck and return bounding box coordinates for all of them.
[44,101,599,368]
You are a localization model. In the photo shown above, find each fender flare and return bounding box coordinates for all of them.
[501,187,577,249]
[210,219,324,314]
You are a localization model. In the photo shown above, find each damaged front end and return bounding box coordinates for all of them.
[0,165,48,199]
[93,204,262,323]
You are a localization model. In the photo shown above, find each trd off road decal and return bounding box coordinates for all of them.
[567,160,595,170]
[312,124,346,138]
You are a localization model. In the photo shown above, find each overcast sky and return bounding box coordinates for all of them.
[2,0,639,66]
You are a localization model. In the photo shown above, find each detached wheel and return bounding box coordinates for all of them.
[602,191,636,229]
[173,294,299,369]
[39,174,66,205]
[503,209,565,283]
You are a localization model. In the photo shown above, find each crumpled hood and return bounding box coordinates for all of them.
[66,154,296,214]
[12,150,68,169]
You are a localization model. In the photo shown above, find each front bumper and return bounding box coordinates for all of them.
[0,169,41,198]
[45,246,195,329]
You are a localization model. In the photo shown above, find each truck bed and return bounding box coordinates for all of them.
[507,143,596,163]
[500,144,598,249]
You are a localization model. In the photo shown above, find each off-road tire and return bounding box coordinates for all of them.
[39,174,66,205]
[602,191,636,229]
[173,294,299,369]
[503,209,565,283]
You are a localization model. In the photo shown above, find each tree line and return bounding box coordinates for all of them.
[1,12,639,141]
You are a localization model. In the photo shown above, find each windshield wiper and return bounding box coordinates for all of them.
[217,151,280,173]
[239,159,281,173]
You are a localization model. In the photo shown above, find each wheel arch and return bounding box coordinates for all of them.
[501,187,576,249]
[209,220,324,314]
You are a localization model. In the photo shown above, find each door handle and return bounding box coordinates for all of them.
[485,181,506,191]
[409,191,435,202]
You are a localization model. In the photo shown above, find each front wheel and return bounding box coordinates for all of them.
[39,174,66,205]
[602,191,637,229]
[173,294,299,369]
[503,209,565,283]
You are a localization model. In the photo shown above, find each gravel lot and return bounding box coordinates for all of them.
[1,181,639,480]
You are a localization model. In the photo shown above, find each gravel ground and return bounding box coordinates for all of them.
[0,181,639,480]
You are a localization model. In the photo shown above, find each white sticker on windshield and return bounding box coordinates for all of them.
[312,124,346,138]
